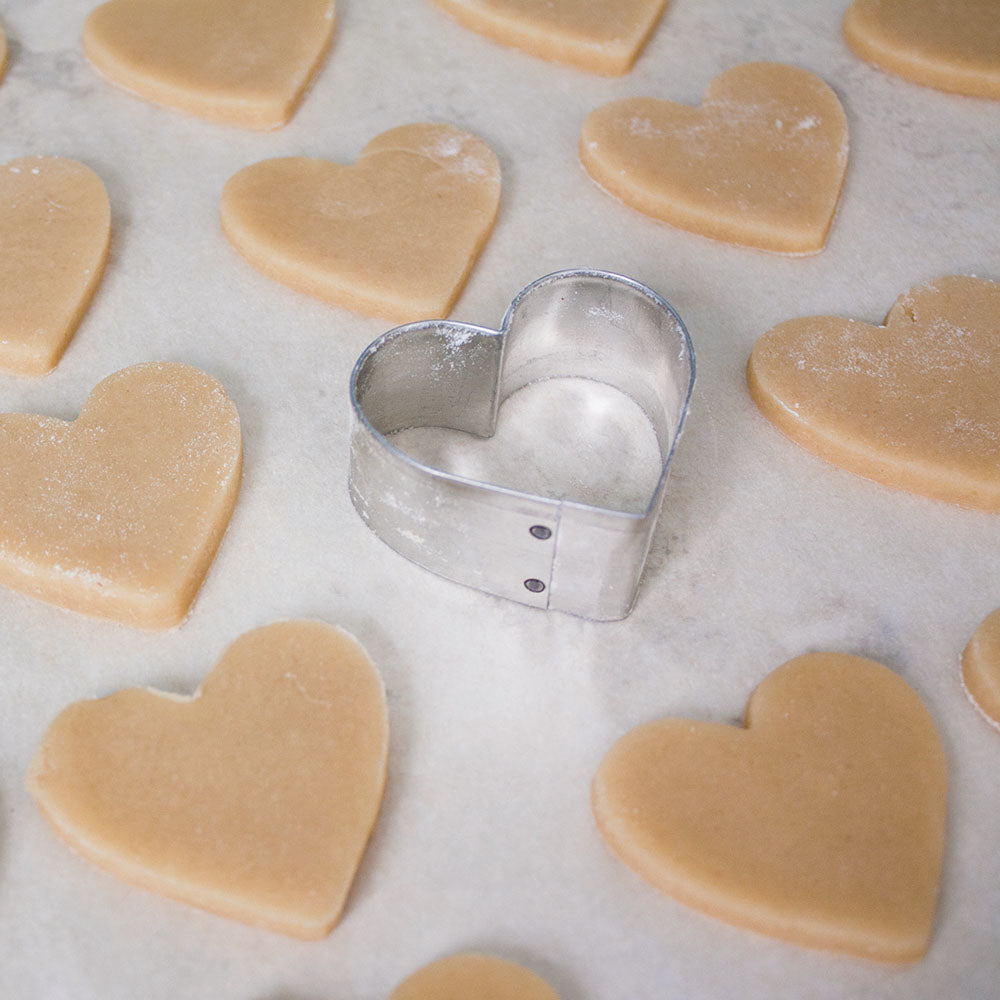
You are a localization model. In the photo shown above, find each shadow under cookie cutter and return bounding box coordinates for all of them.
[348,269,695,621]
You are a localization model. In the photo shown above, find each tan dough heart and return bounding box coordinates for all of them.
[28,620,388,939]
[0,157,110,375]
[844,0,1000,100]
[82,0,336,128]
[747,276,1000,511]
[0,21,8,83]
[428,0,669,75]
[0,362,242,627]
[390,953,560,1000]
[593,653,947,961]
[962,607,1000,728]
[580,62,849,253]
[220,123,501,321]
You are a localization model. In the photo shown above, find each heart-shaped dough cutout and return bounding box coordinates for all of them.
[593,653,947,961]
[0,362,242,627]
[390,953,560,1000]
[28,620,388,939]
[963,607,1000,729]
[428,0,669,75]
[221,124,501,321]
[844,0,1000,100]
[747,276,1000,511]
[0,21,8,83]
[83,0,336,128]
[0,157,110,375]
[580,62,849,253]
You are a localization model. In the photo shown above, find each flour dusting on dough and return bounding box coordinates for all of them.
[0,362,242,625]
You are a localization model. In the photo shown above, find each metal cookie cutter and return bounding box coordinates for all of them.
[348,269,695,621]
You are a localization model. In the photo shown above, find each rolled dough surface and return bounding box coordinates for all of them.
[746,276,1000,511]
[579,63,849,253]
[220,123,501,321]
[0,362,242,627]
[389,952,561,999]
[0,156,110,375]
[843,0,1000,100]
[27,620,389,939]
[82,0,336,128]
[427,0,670,75]
[962,608,1000,729]
[593,653,948,962]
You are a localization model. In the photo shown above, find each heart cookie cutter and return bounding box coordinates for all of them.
[348,269,695,621]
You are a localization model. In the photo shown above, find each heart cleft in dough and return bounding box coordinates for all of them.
[580,62,849,253]
[747,276,1000,511]
[221,123,501,321]
[593,653,948,962]
[962,607,1000,729]
[428,0,670,75]
[28,620,389,939]
[0,362,242,627]
[83,0,337,129]
[390,952,561,1000]
[843,0,1000,100]
[0,157,111,375]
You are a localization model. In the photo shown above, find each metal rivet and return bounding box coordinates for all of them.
[524,578,546,593]
[529,525,552,540]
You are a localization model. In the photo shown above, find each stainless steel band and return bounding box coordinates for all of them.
[348,269,695,621]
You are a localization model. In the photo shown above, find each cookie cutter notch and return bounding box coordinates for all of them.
[348,269,695,621]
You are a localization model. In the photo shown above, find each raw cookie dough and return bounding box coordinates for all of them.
[390,953,560,1000]
[580,62,849,253]
[962,608,1000,729]
[0,21,7,83]
[427,0,669,75]
[28,620,388,939]
[0,157,110,375]
[221,123,501,321]
[0,362,242,627]
[593,653,947,962]
[82,0,336,128]
[747,276,1000,511]
[843,0,1000,100]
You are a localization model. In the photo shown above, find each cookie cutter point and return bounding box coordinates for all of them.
[348,268,695,621]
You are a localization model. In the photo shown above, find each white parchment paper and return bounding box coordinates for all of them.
[0,1,998,997]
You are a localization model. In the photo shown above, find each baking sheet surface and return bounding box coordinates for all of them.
[0,1,998,996]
